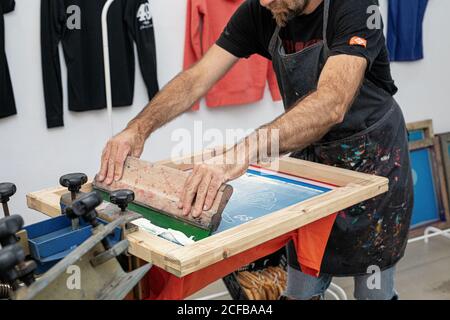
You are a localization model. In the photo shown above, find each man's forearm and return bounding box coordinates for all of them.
[269,86,347,153]
[231,55,367,165]
[236,88,344,165]
[126,68,203,139]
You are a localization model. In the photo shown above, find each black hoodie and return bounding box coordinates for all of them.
[0,0,16,119]
[41,0,159,128]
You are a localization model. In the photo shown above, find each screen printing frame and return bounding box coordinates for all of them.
[406,120,450,228]
[437,132,450,210]
[27,151,388,277]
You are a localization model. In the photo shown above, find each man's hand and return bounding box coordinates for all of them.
[178,154,249,218]
[97,128,146,185]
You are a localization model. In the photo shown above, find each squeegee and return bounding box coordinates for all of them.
[93,157,233,241]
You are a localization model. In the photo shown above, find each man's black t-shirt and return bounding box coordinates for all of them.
[217,0,397,98]
[0,0,16,119]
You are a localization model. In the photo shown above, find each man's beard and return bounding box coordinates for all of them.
[268,0,310,27]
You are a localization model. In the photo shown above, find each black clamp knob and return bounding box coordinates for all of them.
[60,173,88,200]
[66,192,114,250]
[0,183,16,217]
[0,183,16,204]
[16,260,37,287]
[66,192,102,227]
[0,217,36,288]
[0,215,24,247]
[0,244,36,288]
[110,190,135,212]
[0,244,24,284]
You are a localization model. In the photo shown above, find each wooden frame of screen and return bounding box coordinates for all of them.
[27,151,388,277]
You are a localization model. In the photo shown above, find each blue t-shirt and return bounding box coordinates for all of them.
[387,0,428,61]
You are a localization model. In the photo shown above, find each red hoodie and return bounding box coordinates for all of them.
[184,0,281,110]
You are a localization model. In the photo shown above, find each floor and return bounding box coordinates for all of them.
[187,232,450,300]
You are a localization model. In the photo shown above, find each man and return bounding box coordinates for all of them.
[98,0,413,300]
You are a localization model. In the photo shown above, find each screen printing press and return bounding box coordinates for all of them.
[22,149,388,299]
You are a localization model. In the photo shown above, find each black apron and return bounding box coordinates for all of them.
[269,0,414,276]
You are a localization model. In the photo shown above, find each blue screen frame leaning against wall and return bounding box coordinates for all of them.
[407,120,450,228]
[437,133,450,212]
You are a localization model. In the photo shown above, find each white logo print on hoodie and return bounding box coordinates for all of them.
[137,0,153,29]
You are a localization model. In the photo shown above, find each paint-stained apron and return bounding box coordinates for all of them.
[269,0,414,276]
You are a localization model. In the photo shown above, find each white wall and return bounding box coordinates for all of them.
[0,0,448,225]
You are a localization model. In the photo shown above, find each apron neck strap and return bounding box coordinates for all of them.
[323,0,330,51]
[268,25,282,56]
